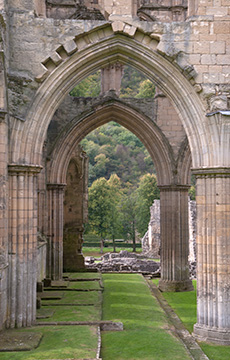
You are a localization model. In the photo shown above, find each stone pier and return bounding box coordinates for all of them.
[7,165,41,328]
[193,168,230,345]
[158,185,193,292]
[47,183,65,281]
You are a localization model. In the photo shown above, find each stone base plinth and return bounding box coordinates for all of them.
[193,324,230,345]
[63,253,85,272]
[158,279,194,292]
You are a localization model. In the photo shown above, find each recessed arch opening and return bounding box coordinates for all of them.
[12,29,208,169]
[47,100,180,186]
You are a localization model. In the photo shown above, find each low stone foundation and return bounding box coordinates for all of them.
[86,250,160,275]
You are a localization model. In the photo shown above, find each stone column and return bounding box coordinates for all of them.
[47,183,65,280]
[34,0,46,17]
[158,185,193,292]
[0,112,8,330]
[193,168,230,345]
[101,62,124,96]
[7,164,41,328]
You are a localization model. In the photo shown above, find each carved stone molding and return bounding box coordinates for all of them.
[158,184,190,192]
[192,167,230,178]
[47,183,66,190]
[8,164,43,175]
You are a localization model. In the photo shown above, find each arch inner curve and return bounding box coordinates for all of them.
[11,27,207,169]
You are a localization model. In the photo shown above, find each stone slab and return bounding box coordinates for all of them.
[36,308,55,319]
[0,330,43,351]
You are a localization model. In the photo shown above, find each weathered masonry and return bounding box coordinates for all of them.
[0,0,230,346]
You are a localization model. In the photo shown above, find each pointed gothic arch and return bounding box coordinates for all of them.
[10,24,207,170]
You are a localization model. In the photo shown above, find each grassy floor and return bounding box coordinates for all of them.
[0,273,101,360]
[37,305,100,322]
[101,273,191,360]
[0,326,98,360]
[152,279,230,360]
[42,289,100,305]
[65,272,101,279]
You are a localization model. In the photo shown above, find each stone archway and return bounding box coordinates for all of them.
[10,24,207,168]
[46,97,192,289]
[7,24,230,344]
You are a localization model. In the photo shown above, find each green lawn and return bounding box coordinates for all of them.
[101,273,191,360]
[0,326,98,360]
[65,272,101,279]
[152,279,230,360]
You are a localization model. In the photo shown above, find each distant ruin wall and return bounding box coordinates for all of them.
[142,199,196,261]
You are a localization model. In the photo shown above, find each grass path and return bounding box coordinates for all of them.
[153,279,230,360]
[101,273,191,360]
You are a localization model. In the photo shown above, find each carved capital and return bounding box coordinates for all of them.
[47,183,66,190]
[8,164,42,175]
[158,184,190,192]
[192,167,230,179]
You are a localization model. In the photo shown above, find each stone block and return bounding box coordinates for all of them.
[210,41,226,54]
[201,54,216,65]
[100,321,123,331]
[217,54,230,65]
[123,24,137,37]
[207,7,228,16]
[63,39,78,56]
[213,21,230,34]
[193,41,210,54]
[111,21,124,33]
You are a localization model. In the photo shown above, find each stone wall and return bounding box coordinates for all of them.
[63,146,88,271]
[142,199,196,262]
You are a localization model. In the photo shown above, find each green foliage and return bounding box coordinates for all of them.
[135,79,156,98]
[119,192,137,250]
[81,121,156,187]
[188,185,196,200]
[69,66,155,99]
[88,177,113,240]
[120,66,155,98]
[135,173,160,236]
[70,71,100,97]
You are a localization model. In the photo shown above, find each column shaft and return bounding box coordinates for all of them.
[158,185,193,292]
[47,184,65,280]
[7,164,41,328]
[0,117,8,330]
[193,168,230,345]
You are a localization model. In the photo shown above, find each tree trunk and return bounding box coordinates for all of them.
[100,238,104,254]
[112,235,116,252]
[132,221,136,252]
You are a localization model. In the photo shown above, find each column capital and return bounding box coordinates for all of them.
[158,184,190,192]
[192,167,230,178]
[8,164,42,175]
[47,183,66,190]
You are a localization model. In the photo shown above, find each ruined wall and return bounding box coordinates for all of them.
[142,198,196,263]
[137,0,188,22]
[155,92,186,158]
[63,146,88,271]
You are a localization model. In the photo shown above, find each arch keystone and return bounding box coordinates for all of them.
[123,24,137,37]
[111,20,125,33]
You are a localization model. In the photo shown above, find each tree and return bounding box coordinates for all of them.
[107,174,123,252]
[88,178,112,253]
[135,79,155,98]
[120,192,137,252]
[135,173,160,237]
[70,71,101,97]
